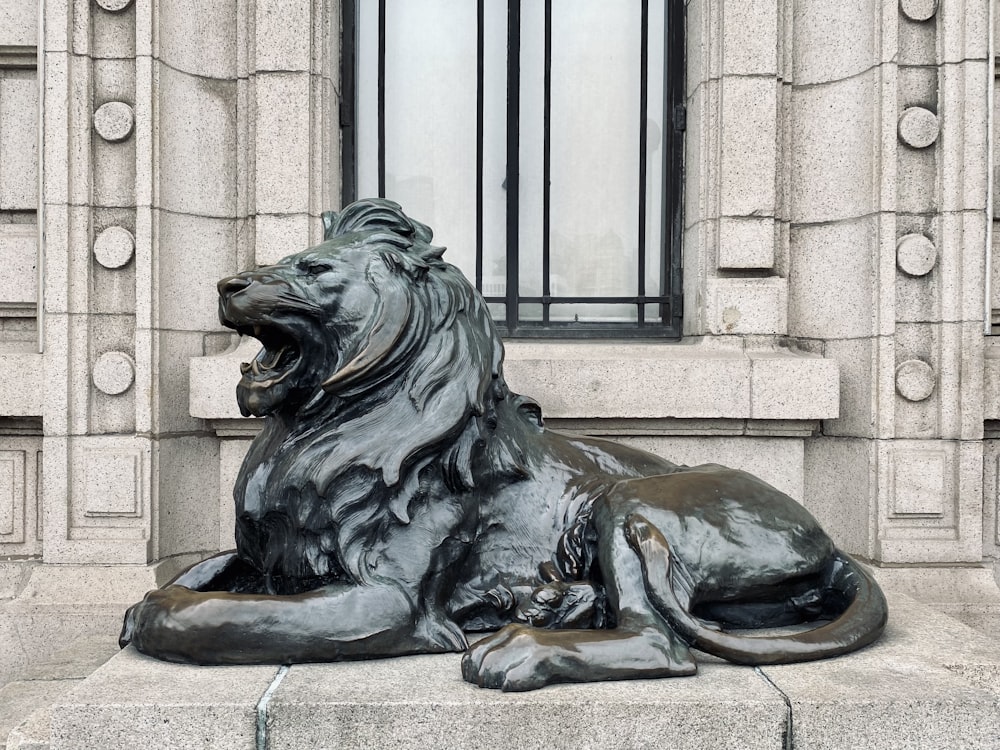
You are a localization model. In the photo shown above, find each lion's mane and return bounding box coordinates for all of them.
[234,200,539,594]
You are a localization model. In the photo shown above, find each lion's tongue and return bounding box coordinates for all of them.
[260,344,292,370]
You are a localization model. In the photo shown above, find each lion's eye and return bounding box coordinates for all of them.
[305,262,331,276]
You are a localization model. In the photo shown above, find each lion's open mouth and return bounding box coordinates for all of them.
[235,324,301,385]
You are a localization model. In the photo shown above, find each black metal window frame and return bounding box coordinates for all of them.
[340,0,685,339]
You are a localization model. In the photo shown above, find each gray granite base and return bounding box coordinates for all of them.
[27,591,1000,750]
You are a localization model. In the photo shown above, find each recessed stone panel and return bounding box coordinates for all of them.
[0,76,39,211]
[0,451,25,538]
[892,447,946,516]
[83,450,140,517]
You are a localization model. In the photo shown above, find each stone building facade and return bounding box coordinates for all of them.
[0,0,998,679]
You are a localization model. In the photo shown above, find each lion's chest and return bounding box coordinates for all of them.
[233,442,343,583]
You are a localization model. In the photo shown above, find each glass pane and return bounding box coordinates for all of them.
[645,0,666,298]
[355,2,380,199]
[481,0,508,295]
[548,303,637,324]
[518,302,544,323]
[382,0,479,278]
[517,1,546,299]
[644,303,664,325]
[548,0,642,302]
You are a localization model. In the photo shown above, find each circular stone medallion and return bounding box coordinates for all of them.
[93,101,135,143]
[897,107,939,149]
[895,234,937,276]
[93,352,136,396]
[895,359,936,402]
[93,226,135,269]
[900,0,938,21]
[95,0,134,11]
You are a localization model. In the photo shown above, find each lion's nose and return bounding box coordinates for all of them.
[218,275,252,296]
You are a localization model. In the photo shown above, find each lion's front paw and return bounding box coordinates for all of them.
[461,625,555,692]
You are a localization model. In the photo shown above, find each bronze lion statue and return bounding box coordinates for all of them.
[121,198,887,691]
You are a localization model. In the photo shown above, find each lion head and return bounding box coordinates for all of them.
[217,199,537,589]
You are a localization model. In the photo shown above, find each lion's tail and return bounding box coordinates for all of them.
[626,514,888,666]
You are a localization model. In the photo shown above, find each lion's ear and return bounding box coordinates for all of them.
[320,278,412,395]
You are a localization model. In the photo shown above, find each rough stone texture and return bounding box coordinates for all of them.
[20,591,1000,750]
[705,278,788,335]
[0,77,39,210]
[268,658,785,750]
[49,650,279,750]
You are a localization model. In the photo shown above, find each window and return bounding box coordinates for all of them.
[341,0,684,337]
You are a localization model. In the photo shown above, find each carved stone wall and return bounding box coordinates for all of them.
[0,0,994,582]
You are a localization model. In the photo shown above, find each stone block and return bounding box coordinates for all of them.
[39,205,90,316]
[790,71,877,224]
[0,3,37,47]
[1,680,78,745]
[254,72,312,215]
[254,213,311,266]
[50,650,280,750]
[39,592,1000,750]
[217,435,253,549]
[939,62,989,214]
[0,225,37,306]
[255,0,312,72]
[683,77,714,223]
[876,439,983,564]
[721,0,776,76]
[684,0,714,100]
[935,211,986,323]
[616,435,804,499]
[90,2,135,60]
[788,216,879,340]
[704,277,787,335]
[0,76,39,211]
[156,65,238,217]
[188,337,255,421]
[792,0,878,85]
[760,653,1000,750]
[749,350,838,421]
[0,437,41,557]
[158,0,238,79]
[154,436,220,559]
[267,657,785,750]
[155,212,238,332]
[939,0,989,63]
[717,216,774,269]
[151,330,210,435]
[897,13,937,67]
[719,76,777,218]
[803,436,875,558]
[821,337,886,440]
[0,600,124,687]
[503,340,752,419]
[893,322,983,441]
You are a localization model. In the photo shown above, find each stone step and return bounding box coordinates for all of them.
[9,590,997,750]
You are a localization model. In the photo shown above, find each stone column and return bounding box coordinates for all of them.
[794,0,989,564]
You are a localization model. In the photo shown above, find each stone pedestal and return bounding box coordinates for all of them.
[9,591,997,750]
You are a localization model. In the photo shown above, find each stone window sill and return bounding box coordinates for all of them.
[188,337,839,423]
